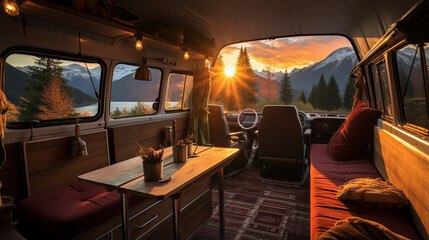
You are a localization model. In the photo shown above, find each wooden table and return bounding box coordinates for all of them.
[79,146,239,240]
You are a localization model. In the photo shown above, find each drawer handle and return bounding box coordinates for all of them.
[135,214,158,229]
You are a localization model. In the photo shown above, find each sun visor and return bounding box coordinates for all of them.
[396,0,429,44]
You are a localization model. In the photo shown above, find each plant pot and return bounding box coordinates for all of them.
[187,143,193,157]
[143,160,163,182]
[173,146,187,163]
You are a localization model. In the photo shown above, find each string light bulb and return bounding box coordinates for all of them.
[4,0,19,16]
[205,58,211,67]
[183,50,190,60]
[135,34,143,51]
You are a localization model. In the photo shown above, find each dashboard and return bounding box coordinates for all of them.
[226,111,347,132]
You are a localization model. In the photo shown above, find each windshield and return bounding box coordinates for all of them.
[210,36,357,114]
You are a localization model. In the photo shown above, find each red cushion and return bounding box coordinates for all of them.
[310,144,422,240]
[16,181,144,239]
[328,105,381,161]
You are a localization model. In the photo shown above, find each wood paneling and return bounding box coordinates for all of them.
[22,130,109,196]
[0,143,26,200]
[373,127,429,239]
[108,116,189,163]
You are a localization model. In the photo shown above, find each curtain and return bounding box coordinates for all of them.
[0,90,9,169]
[187,65,211,145]
[353,68,369,110]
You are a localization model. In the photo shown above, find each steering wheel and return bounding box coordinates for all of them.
[237,108,259,130]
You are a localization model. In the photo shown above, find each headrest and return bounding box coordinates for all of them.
[208,104,225,116]
[262,105,298,119]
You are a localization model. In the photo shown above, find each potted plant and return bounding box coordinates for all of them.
[138,145,164,181]
[185,134,194,157]
[173,140,187,163]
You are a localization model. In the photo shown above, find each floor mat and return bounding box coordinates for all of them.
[190,169,310,240]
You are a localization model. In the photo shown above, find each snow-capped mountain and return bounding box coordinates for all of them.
[62,64,101,98]
[17,66,31,74]
[112,64,138,81]
[289,47,357,96]
[63,64,101,80]
[253,47,357,98]
[254,70,284,81]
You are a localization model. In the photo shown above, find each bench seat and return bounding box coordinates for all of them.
[16,181,142,239]
[310,144,421,240]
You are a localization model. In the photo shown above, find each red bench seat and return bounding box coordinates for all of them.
[16,181,142,239]
[310,144,421,240]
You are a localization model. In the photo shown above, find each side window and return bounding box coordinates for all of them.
[372,64,384,112]
[165,73,193,111]
[395,45,428,130]
[110,64,161,118]
[372,61,392,117]
[4,53,102,123]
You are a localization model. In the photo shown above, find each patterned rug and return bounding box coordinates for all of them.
[190,169,310,240]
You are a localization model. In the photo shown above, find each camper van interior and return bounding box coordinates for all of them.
[0,0,428,239]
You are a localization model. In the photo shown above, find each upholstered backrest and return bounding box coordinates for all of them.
[22,130,110,197]
[258,105,303,159]
[208,104,231,147]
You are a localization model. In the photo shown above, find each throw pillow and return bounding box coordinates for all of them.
[318,217,410,240]
[337,178,408,208]
[328,105,381,160]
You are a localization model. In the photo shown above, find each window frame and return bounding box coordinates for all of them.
[392,42,429,135]
[164,71,193,113]
[1,46,106,129]
[109,62,163,119]
[370,57,394,122]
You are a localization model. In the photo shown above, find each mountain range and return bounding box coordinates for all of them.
[253,47,358,100]
[6,63,98,107]
[10,46,414,109]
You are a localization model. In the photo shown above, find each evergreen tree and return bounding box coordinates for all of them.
[297,90,307,103]
[211,55,225,104]
[343,76,356,110]
[18,57,72,121]
[280,69,293,104]
[308,85,317,107]
[235,47,256,109]
[315,75,327,110]
[36,76,77,120]
[326,75,341,110]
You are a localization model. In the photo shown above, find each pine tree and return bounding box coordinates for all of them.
[297,90,307,103]
[343,76,356,110]
[235,47,256,109]
[315,75,327,110]
[18,57,73,121]
[308,85,317,108]
[280,69,293,104]
[211,55,226,104]
[326,75,341,110]
[36,76,77,120]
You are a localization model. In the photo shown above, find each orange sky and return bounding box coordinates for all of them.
[218,36,352,73]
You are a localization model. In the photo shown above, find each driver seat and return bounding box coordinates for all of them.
[208,104,249,176]
[258,105,310,184]
[208,104,247,147]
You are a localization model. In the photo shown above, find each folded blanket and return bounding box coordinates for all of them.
[318,217,410,240]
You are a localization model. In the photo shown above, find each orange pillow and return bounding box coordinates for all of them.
[328,105,381,160]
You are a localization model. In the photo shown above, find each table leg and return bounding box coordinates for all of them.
[121,192,130,240]
[171,193,181,240]
[218,168,225,240]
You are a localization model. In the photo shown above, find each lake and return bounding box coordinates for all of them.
[73,101,180,116]
[73,101,155,116]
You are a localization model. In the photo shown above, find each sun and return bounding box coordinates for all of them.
[224,65,236,77]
